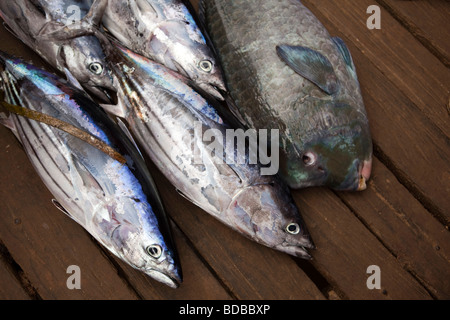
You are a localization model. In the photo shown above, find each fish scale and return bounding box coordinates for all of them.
[203,0,373,191]
[0,53,182,288]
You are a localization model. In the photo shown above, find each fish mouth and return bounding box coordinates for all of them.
[88,86,118,105]
[228,183,315,260]
[278,242,314,260]
[197,82,226,101]
[145,269,183,289]
[357,159,372,191]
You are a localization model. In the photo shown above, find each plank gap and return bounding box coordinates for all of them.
[170,218,239,300]
[294,259,345,300]
[0,240,42,300]
[375,0,450,68]
[372,144,449,228]
[87,235,145,300]
[334,190,440,300]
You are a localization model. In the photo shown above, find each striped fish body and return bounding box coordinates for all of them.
[0,0,117,104]
[0,52,182,288]
[103,46,314,259]
[96,0,226,99]
[202,0,373,191]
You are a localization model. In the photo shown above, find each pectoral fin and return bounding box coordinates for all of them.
[276,45,339,95]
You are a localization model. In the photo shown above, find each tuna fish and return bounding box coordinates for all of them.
[0,51,182,288]
[0,0,117,104]
[201,0,373,191]
[94,0,226,100]
[98,44,314,259]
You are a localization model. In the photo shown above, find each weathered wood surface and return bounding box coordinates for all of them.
[0,0,448,300]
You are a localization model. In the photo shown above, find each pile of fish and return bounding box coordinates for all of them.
[0,0,372,288]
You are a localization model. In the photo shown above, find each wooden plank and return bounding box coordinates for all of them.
[111,223,233,300]
[294,187,433,300]
[0,250,31,300]
[302,0,450,138]
[302,0,450,225]
[0,127,140,299]
[146,162,326,300]
[338,158,450,299]
[377,0,450,67]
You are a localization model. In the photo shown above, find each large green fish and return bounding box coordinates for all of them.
[201,0,373,191]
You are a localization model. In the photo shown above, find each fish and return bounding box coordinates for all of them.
[0,51,182,288]
[94,0,226,100]
[99,43,314,259]
[201,0,373,191]
[0,0,117,104]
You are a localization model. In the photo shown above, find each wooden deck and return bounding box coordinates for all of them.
[0,0,448,300]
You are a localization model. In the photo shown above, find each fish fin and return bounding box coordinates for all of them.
[84,0,108,27]
[99,78,128,118]
[51,199,74,219]
[175,188,204,209]
[276,45,339,95]
[195,0,220,57]
[2,22,20,39]
[69,154,106,196]
[0,110,16,132]
[331,37,358,80]
[100,102,127,119]
[37,0,107,42]
[63,67,84,90]
[134,0,159,18]
[116,117,144,159]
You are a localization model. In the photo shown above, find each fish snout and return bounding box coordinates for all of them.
[357,159,373,191]
[146,267,182,289]
[227,183,314,258]
[88,85,118,105]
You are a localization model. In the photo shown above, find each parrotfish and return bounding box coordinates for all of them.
[201,0,373,191]
[99,44,315,259]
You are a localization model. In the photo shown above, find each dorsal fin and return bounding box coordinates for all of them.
[332,37,358,80]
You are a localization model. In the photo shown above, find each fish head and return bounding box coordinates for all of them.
[282,102,373,191]
[96,196,182,288]
[226,178,314,259]
[110,220,182,288]
[59,37,117,104]
[149,22,226,100]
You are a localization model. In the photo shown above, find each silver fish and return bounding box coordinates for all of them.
[0,0,117,104]
[0,52,182,288]
[95,0,226,100]
[201,0,373,191]
[101,45,314,259]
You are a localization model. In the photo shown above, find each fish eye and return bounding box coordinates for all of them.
[302,152,317,166]
[199,60,213,73]
[89,62,103,75]
[146,245,163,259]
[286,223,300,235]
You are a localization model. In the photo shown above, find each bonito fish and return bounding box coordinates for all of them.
[100,44,314,259]
[0,52,182,288]
[201,0,373,191]
[96,0,226,99]
[0,0,117,104]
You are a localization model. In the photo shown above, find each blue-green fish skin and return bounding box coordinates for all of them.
[202,0,373,191]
